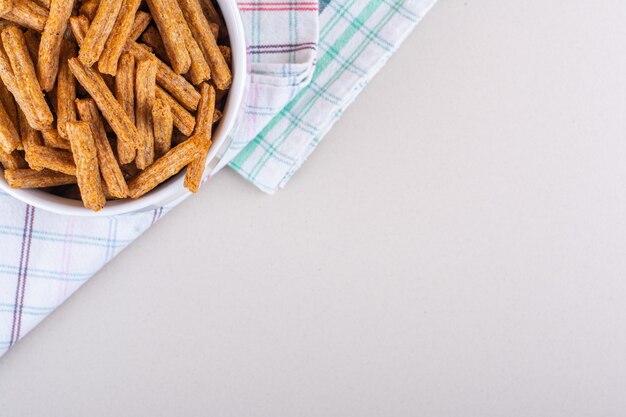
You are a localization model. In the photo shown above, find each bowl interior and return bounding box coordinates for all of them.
[0,0,247,217]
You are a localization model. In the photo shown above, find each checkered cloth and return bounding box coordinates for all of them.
[0,0,437,357]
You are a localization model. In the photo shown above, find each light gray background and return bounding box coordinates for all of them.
[2,1,626,415]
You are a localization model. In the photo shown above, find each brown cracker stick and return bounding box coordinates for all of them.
[25,144,76,175]
[134,57,157,169]
[76,98,129,198]
[198,0,226,39]
[4,0,48,32]
[66,121,105,211]
[145,0,190,74]
[178,0,231,89]
[68,57,140,153]
[37,0,75,91]
[155,85,195,135]
[1,26,53,130]
[128,132,204,199]
[141,26,169,64]
[4,168,77,188]
[0,0,12,17]
[184,82,214,192]
[98,0,141,75]
[56,39,76,139]
[114,52,135,164]
[41,128,70,150]
[174,5,210,85]
[0,95,20,152]
[127,42,200,110]
[78,0,98,21]
[78,0,123,66]
[0,149,27,169]
[218,45,231,66]
[128,10,151,41]
[69,14,88,45]
[17,106,42,151]
[152,96,173,157]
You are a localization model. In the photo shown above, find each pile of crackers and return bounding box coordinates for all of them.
[0,0,232,211]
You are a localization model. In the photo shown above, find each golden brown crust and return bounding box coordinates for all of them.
[17,105,42,151]
[75,98,129,198]
[37,0,75,91]
[66,121,106,211]
[4,168,77,188]
[134,57,157,169]
[145,0,190,74]
[97,0,141,75]
[178,0,231,89]
[0,94,22,152]
[127,10,151,41]
[155,85,195,135]
[56,39,76,139]
[41,127,71,150]
[78,0,123,66]
[152,96,172,157]
[3,0,48,32]
[114,51,135,164]
[69,14,89,45]
[0,0,13,17]
[1,25,53,130]
[78,0,98,21]
[184,82,214,192]
[127,132,203,199]
[25,144,76,175]
[127,42,200,111]
[68,57,140,153]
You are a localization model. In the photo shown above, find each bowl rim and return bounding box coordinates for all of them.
[0,0,247,217]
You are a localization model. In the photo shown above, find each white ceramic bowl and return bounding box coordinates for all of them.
[0,0,246,217]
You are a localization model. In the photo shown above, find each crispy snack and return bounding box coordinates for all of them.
[42,128,71,150]
[23,29,40,64]
[69,14,88,44]
[134,58,157,169]
[174,4,210,85]
[65,121,105,211]
[68,57,140,153]
[25,144,76,175]
[56,39,76,139]
[145,0,190,74]
[178,0,231,89]
[152,97,172,157]
[98,0,141,75]
[78,0,98,21]
[128,10,151,41]
[114,52,135,164]
[141,26,169,64]
[0,80,17,133]
[155,85,195,135]
[37,0,75,92]
[0,149,27,169]
[127,41,200,110]
[1,26,53,130]
[76,98,129,198]
[4,0,48,32]
[0,0,12,16]
[0,96,21,152]
[4,168,77,188]
[17,106,42,151]
[198,0,226,39]
[78,0,123,66]
[184,83,214,192]
[128,132,203,199]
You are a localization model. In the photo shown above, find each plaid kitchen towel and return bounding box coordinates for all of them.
[0,0,437,357]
